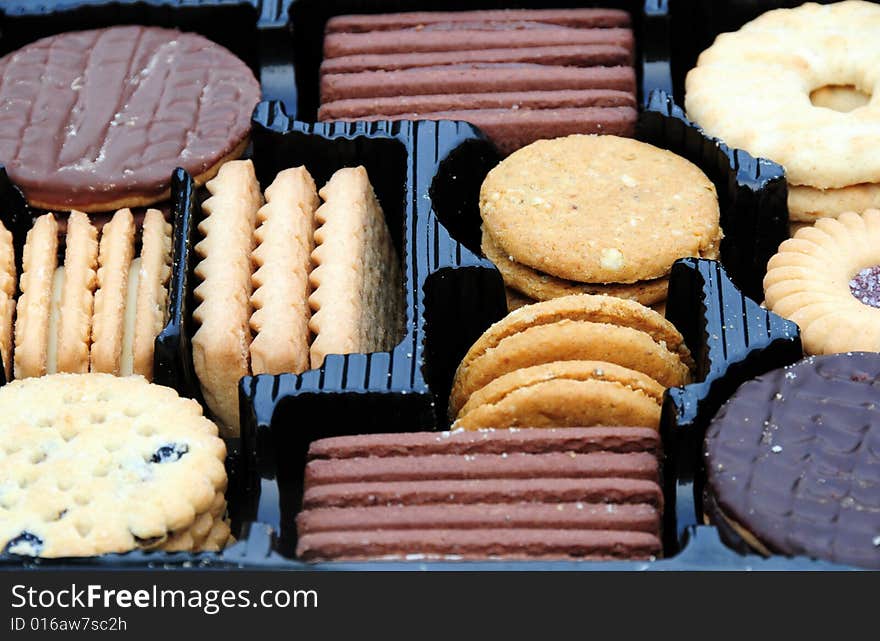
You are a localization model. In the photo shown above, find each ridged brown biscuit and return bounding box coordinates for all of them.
[454,360,664,430]
[321,65,635,103]
[250,167,319,376]
[14,214,58,380]
[192,160,263,435]
[90,209,135,376]
[482,230,670,305]
[0,221,15,381]
[56,211,98,374]
[480,135,721,284]
[450,319,690,416]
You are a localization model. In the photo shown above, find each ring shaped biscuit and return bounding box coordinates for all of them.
[764,209,880,354]
[454,360,664,430]
[451,320,689,416]
[685,1,880,189]
[479,134,721,283]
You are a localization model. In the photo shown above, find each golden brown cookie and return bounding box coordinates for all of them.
[480,134,721,283]
[505,287,533,312]
[453,360,664,430]
[56,211,98,374]
[788,183,880,222]
[450,293,692,416]
[450,319,689,416]
[0,221,15,381]
[90,209,135,376]
[192,160,263,436]
[131,209,172,380]
[250,167,320,376]
[764,209,880,354]
[308,166,405,369]
[483,230,670,305]
[14,214,58,380]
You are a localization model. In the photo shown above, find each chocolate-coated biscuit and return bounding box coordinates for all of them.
[705,353,880,569]
[321,64,635,103]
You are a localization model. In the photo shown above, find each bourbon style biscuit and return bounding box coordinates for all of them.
[192,160,263,435]
[250,167,320,376]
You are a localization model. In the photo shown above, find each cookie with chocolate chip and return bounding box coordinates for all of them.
[0,374,228,557]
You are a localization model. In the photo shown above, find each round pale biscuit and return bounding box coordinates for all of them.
[450,294,692,414]
[483,230,670,305]
[764,209,880,354]
[0,374,227,558]
[685,1,880,190]
[788,182,880,222]
[449,319,690,416]
[453,360,664,430]
[479,134,721,283]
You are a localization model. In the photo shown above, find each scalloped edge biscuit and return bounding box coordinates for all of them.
[56,211,98,374]
[250,167,320,376]
[0,221,15,381]
[453,360,664,430]
[14,213,58,380]
[132,209,172,381]
[192,160,263,435]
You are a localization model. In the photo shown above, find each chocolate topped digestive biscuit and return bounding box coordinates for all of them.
[705,353,880,569]
[297,428,663,562]
[0,26,260,212]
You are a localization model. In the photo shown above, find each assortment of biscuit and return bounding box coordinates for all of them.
[479,135,722,312]
[192,160,405,436]
[296,428,663,562]
[449,294,693,431]
[318,8,638,154]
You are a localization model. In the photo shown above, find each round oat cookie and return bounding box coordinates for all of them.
[764,209,880,355]
[479,134,721,283]
[0,374,227,558]
[482,230,670,305]
[450,294,692,417]
[450,319,689,417]
[685,1,880,190]
[453,360,664,430]
[0,26,260,212]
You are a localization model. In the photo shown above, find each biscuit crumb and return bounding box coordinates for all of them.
[621,174,637,187]
[600,248,625,271]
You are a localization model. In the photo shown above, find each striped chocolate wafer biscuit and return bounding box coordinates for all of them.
[318,89,636,119]
[323,26,634,57]
[321,64,635,103]
[325,9,631,33]
[297,428,663,561]
[321,44,632,74]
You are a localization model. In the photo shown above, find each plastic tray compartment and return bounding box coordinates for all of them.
[241,91,823,568]
[286,0,674,120]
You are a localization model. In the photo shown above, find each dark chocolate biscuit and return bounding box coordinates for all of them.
[323,27,634,57]
[320,44,632,74]
[0,26,261,212]
[297,428,664,562]
[325,9,631,33]
[705,353,880,569]
[320,64,635,102]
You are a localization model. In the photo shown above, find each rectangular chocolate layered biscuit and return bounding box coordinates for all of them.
[325,9,631,33]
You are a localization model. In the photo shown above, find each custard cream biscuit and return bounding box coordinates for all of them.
[0,221,15,381]
[14,214,58,380]
[90,209,135,376]
[193,160,263,435]
[56,211,98,374]
[250,167,320,375]
[131,209,172,381]
[309,166,404,368]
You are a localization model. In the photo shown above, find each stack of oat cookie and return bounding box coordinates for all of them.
[448,294,694,430]
[480,135,722,312]
[192,160,405,435]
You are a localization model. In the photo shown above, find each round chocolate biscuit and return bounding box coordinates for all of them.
[705,353,880,569]
[0,26,261,212]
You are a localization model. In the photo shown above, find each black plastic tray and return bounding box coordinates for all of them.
[0,0,847,571]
